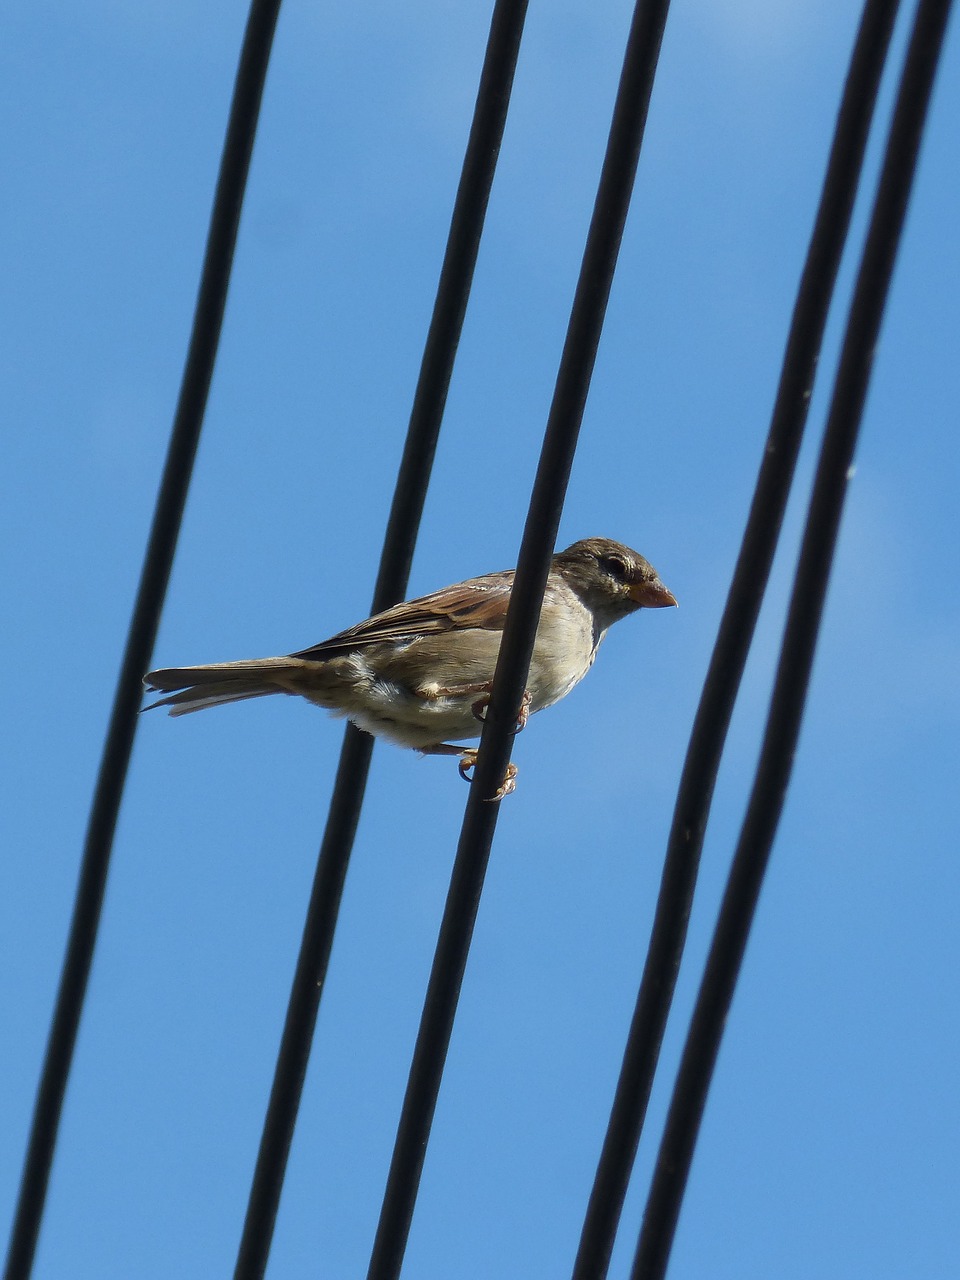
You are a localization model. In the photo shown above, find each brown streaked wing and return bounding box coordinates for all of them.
[290,570,515,661]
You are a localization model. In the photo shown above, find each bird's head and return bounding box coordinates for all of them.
[553,537,677,628]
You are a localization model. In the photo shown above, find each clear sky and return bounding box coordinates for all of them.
[2,2,958,1277]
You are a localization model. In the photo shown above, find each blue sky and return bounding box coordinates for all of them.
[2,2,958,1277]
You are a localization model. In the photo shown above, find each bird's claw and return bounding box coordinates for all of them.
[514,689,531,733]
[458,751,518,800]
[471,688,531,736]
[457,753,475,784]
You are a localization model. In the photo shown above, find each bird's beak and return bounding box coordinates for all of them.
[628,577,678,608]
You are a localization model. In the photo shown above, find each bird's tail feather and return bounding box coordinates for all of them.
[142,658,312,717]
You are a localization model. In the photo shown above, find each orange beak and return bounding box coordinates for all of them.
[628,577,678,608]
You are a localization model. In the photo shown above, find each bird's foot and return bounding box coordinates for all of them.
[457,750,518,800]
[471,687,531,734]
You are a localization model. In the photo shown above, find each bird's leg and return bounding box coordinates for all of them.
[417,681,493,700]
[418,742,518,800]
[469,686,532,734]
[416,680,531,735]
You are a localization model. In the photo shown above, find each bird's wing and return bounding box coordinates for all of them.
[290,570,515,661]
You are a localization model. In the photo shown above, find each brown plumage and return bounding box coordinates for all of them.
[144,537,677,794]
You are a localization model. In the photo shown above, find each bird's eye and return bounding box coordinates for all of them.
[602,555,628,581]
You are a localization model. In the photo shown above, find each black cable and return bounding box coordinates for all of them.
[366,3,672,1276]
[2,7,282,1279]
[631,1,954,1275]
[369,0,530,615]
[572,1,902,1274]
[232,3,531,1276]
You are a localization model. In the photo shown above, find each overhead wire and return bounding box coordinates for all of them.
[9,1,947,1275]
[631,0,955,1275]
[2,5,284,1278]
[365,2,673,1276]
[571,1,904,1274]
[232,3,532,1276]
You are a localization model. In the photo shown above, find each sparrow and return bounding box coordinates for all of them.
[143,537,676,796]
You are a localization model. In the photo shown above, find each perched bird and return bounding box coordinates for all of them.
[143,536,676,796]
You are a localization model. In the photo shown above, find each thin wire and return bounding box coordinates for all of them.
[2,6,283,1278]
[572,1,903,1273]
[366,3,672,1276]
[632,1,954,1275]
[232,3,531,1276]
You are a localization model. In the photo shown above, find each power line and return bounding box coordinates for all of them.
[366,2,673,1276]
[632,1,955,1274]
[232,2,532,1276]
[572,1,903,1274]
[9,3,950,1274]
[2,6,283,1278]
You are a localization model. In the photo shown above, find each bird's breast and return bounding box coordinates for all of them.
[527,598,600,712]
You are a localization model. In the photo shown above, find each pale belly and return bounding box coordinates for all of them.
[326,605,601,750]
